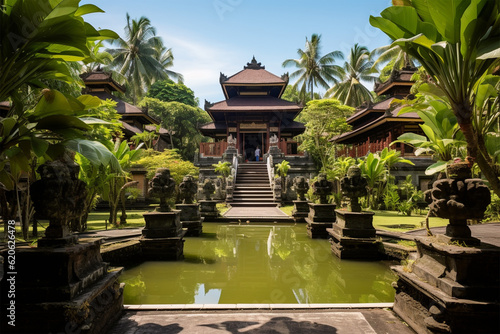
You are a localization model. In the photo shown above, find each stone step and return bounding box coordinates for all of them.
[233,195,274,200]
[236,176,269,182]
[231,198,275,202]
[227,202,278,207]
[235,185,271,189]
[233,190,273,194]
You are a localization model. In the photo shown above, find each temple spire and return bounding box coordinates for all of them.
[244,56,265,70]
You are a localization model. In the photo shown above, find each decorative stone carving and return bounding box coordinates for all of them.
[425,162,491,245]
[227,134,236,148]
[305,174,336,238]
[269,134,279,146]
[148,168,176,212]
[311,173,334,204]
[201,178,216,200]
[31,159,87,247]
[179,175,197,204]
[390,162,499,334]
[292,176,309,223]
[244,56,265,69]
[340,165,368,212]
[293,176,309,201]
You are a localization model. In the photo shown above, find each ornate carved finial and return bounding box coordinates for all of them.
[281,72,289,83]
[179,175,198,204]
[340,165,368,212]
[204,99,214,111]
[244,56,265,70]
[220,72,228,83]
[311,173,334,204]
[424,162,491,245]
[201,179,215,200]
[148,168,176,212]
[31,158,88,245]
[293,176,309,201]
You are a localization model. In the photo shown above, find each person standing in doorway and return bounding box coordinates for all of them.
[255,146,261,161]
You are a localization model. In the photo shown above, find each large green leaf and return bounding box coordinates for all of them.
[66,139,121,172]
[36,115,91,131]
[427,0,469,43]
[369,16,407,40]
[425,160,449,175]
[75,4,104,16]
[461,0,488,57]
[31,137,50,157]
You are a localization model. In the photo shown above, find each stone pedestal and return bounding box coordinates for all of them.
[305,203,336,238]
[141,210,186,260]
[199,200,219,221]
[392,236,500,334]
[292,200,309,223]
[267,145,284,159]
[0,239,124,334]
[328,210,380,260]
[176,203,204,236]
[223,146,238,160]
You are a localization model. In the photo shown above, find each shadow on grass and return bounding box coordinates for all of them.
[379,224,417,230]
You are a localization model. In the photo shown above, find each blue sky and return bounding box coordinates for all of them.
[82,0,393,105]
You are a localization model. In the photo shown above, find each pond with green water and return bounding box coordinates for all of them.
[120,223,396,304]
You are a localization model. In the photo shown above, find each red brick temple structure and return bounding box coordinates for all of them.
[196,57,315,204]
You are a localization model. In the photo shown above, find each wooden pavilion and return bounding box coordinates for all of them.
[199,57,306,161]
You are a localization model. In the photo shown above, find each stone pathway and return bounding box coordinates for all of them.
[405,222,500,247]
[223,206,290,220]
[108,308,415,334]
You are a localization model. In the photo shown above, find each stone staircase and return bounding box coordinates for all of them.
[229,162,276,207]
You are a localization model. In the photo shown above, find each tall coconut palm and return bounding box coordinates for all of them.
[326,44,378,107]
[371,41,419,82]
[283,34,343,102]
[108,14,182,104]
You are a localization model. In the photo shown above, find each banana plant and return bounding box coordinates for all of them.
[371,0,500,196]
[358,152,388,209]
[391,88,467,175]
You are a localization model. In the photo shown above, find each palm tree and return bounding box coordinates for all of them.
[371,41,418,82]
[283,34,343,102]
[108,14,182,104]
[325,44,378,107]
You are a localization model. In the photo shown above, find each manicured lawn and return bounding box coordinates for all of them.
[279,205,449,233]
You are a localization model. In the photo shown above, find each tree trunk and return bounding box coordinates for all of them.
[458,119,500,197]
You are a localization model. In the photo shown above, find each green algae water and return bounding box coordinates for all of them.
[120,223,396,304]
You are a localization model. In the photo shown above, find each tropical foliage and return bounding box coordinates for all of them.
[140,97,210,161]
[147,79,198,107]
[283,34,343,101]
[108,14,182,104]
[296,99,354,170]
[135,149,199,184]
[326,44,378,107]
[370,0,500,196]
[392,85,467,175]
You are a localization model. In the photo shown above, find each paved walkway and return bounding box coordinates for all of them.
[223,206,290,220]
[108,308,415,334]
[405,222,500,247]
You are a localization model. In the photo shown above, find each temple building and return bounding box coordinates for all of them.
[196,58,316,204]
[198,57,307,162]
[80,70,171,151]
[334,67,434,190]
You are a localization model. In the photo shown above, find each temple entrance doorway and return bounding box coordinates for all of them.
[242,133,266,161]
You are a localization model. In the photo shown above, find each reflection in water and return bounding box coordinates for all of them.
[120,223,396,304]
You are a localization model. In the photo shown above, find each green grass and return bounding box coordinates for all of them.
[279,205,449,233]
[217,202,230,215]
[279,205,294,216]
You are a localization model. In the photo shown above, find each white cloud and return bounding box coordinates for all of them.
[163,35,243,104]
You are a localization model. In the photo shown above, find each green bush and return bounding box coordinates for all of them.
[134,149,198,184]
